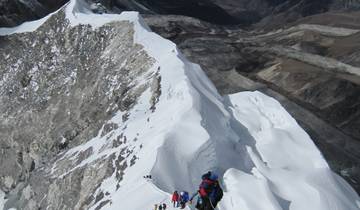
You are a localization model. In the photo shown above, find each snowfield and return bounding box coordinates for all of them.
[1,0,359,210]
[223,92,360,210]
[0,190,5,210]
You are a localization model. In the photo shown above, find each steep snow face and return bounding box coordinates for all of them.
[0,0,359,210]
[222,92,360,210]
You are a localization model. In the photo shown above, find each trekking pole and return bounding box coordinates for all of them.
[209,199,216,210]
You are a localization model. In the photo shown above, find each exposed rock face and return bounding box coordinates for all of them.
[143,13,360,193]
[0,7,160,209]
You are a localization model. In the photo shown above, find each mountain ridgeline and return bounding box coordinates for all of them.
[1,0,360,27]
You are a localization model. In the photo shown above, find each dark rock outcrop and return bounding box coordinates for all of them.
[0,0,68,27]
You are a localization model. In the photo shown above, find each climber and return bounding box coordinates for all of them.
[172,191,180,207]
[190,171,223,210]
[179,191,190,209]
[154,204,158,210]
[202,171,211,180]
[159,203,163,210]
[143,175,152,179]
[162,203,167,210]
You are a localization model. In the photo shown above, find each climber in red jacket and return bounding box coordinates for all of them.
[172,190,180,207]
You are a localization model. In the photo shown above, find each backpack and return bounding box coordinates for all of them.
[183,192,189,202]
[210,182,223,204]
[199,179,215,197]
[199,176,223,205]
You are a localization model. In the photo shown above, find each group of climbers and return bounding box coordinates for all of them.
[171,190,190,209]
[152,171,223,210]
[170,171,223,210]
[154,203,167,210]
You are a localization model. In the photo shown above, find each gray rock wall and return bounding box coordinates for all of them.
[0,8,159,209]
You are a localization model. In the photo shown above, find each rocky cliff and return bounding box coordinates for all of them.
[0,3,159,208]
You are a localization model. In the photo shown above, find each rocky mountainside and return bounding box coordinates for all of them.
[0,1,165,208]
[0,5,157,209]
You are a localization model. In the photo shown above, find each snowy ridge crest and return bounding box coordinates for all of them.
[62,1,360,209]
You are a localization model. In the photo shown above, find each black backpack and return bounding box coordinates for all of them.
[214,184,223,202]
[209,182,223,205]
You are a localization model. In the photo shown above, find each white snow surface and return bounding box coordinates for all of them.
[0,190,5,210]
[1,1,360,210]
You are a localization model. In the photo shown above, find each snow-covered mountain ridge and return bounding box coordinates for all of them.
[0,0,359,210]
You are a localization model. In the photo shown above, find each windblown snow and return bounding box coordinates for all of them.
[0,0,359,210]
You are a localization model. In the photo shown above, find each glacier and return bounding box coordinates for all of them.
[0,0,359,209]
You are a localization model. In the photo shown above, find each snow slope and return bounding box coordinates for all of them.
[1,0,359,210]
[0,190,5,210]
[222,92,360,210]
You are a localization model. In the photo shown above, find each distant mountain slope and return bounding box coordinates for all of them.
[0,0,68,27]
[2,0,360,27]
[93,0,360,26]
